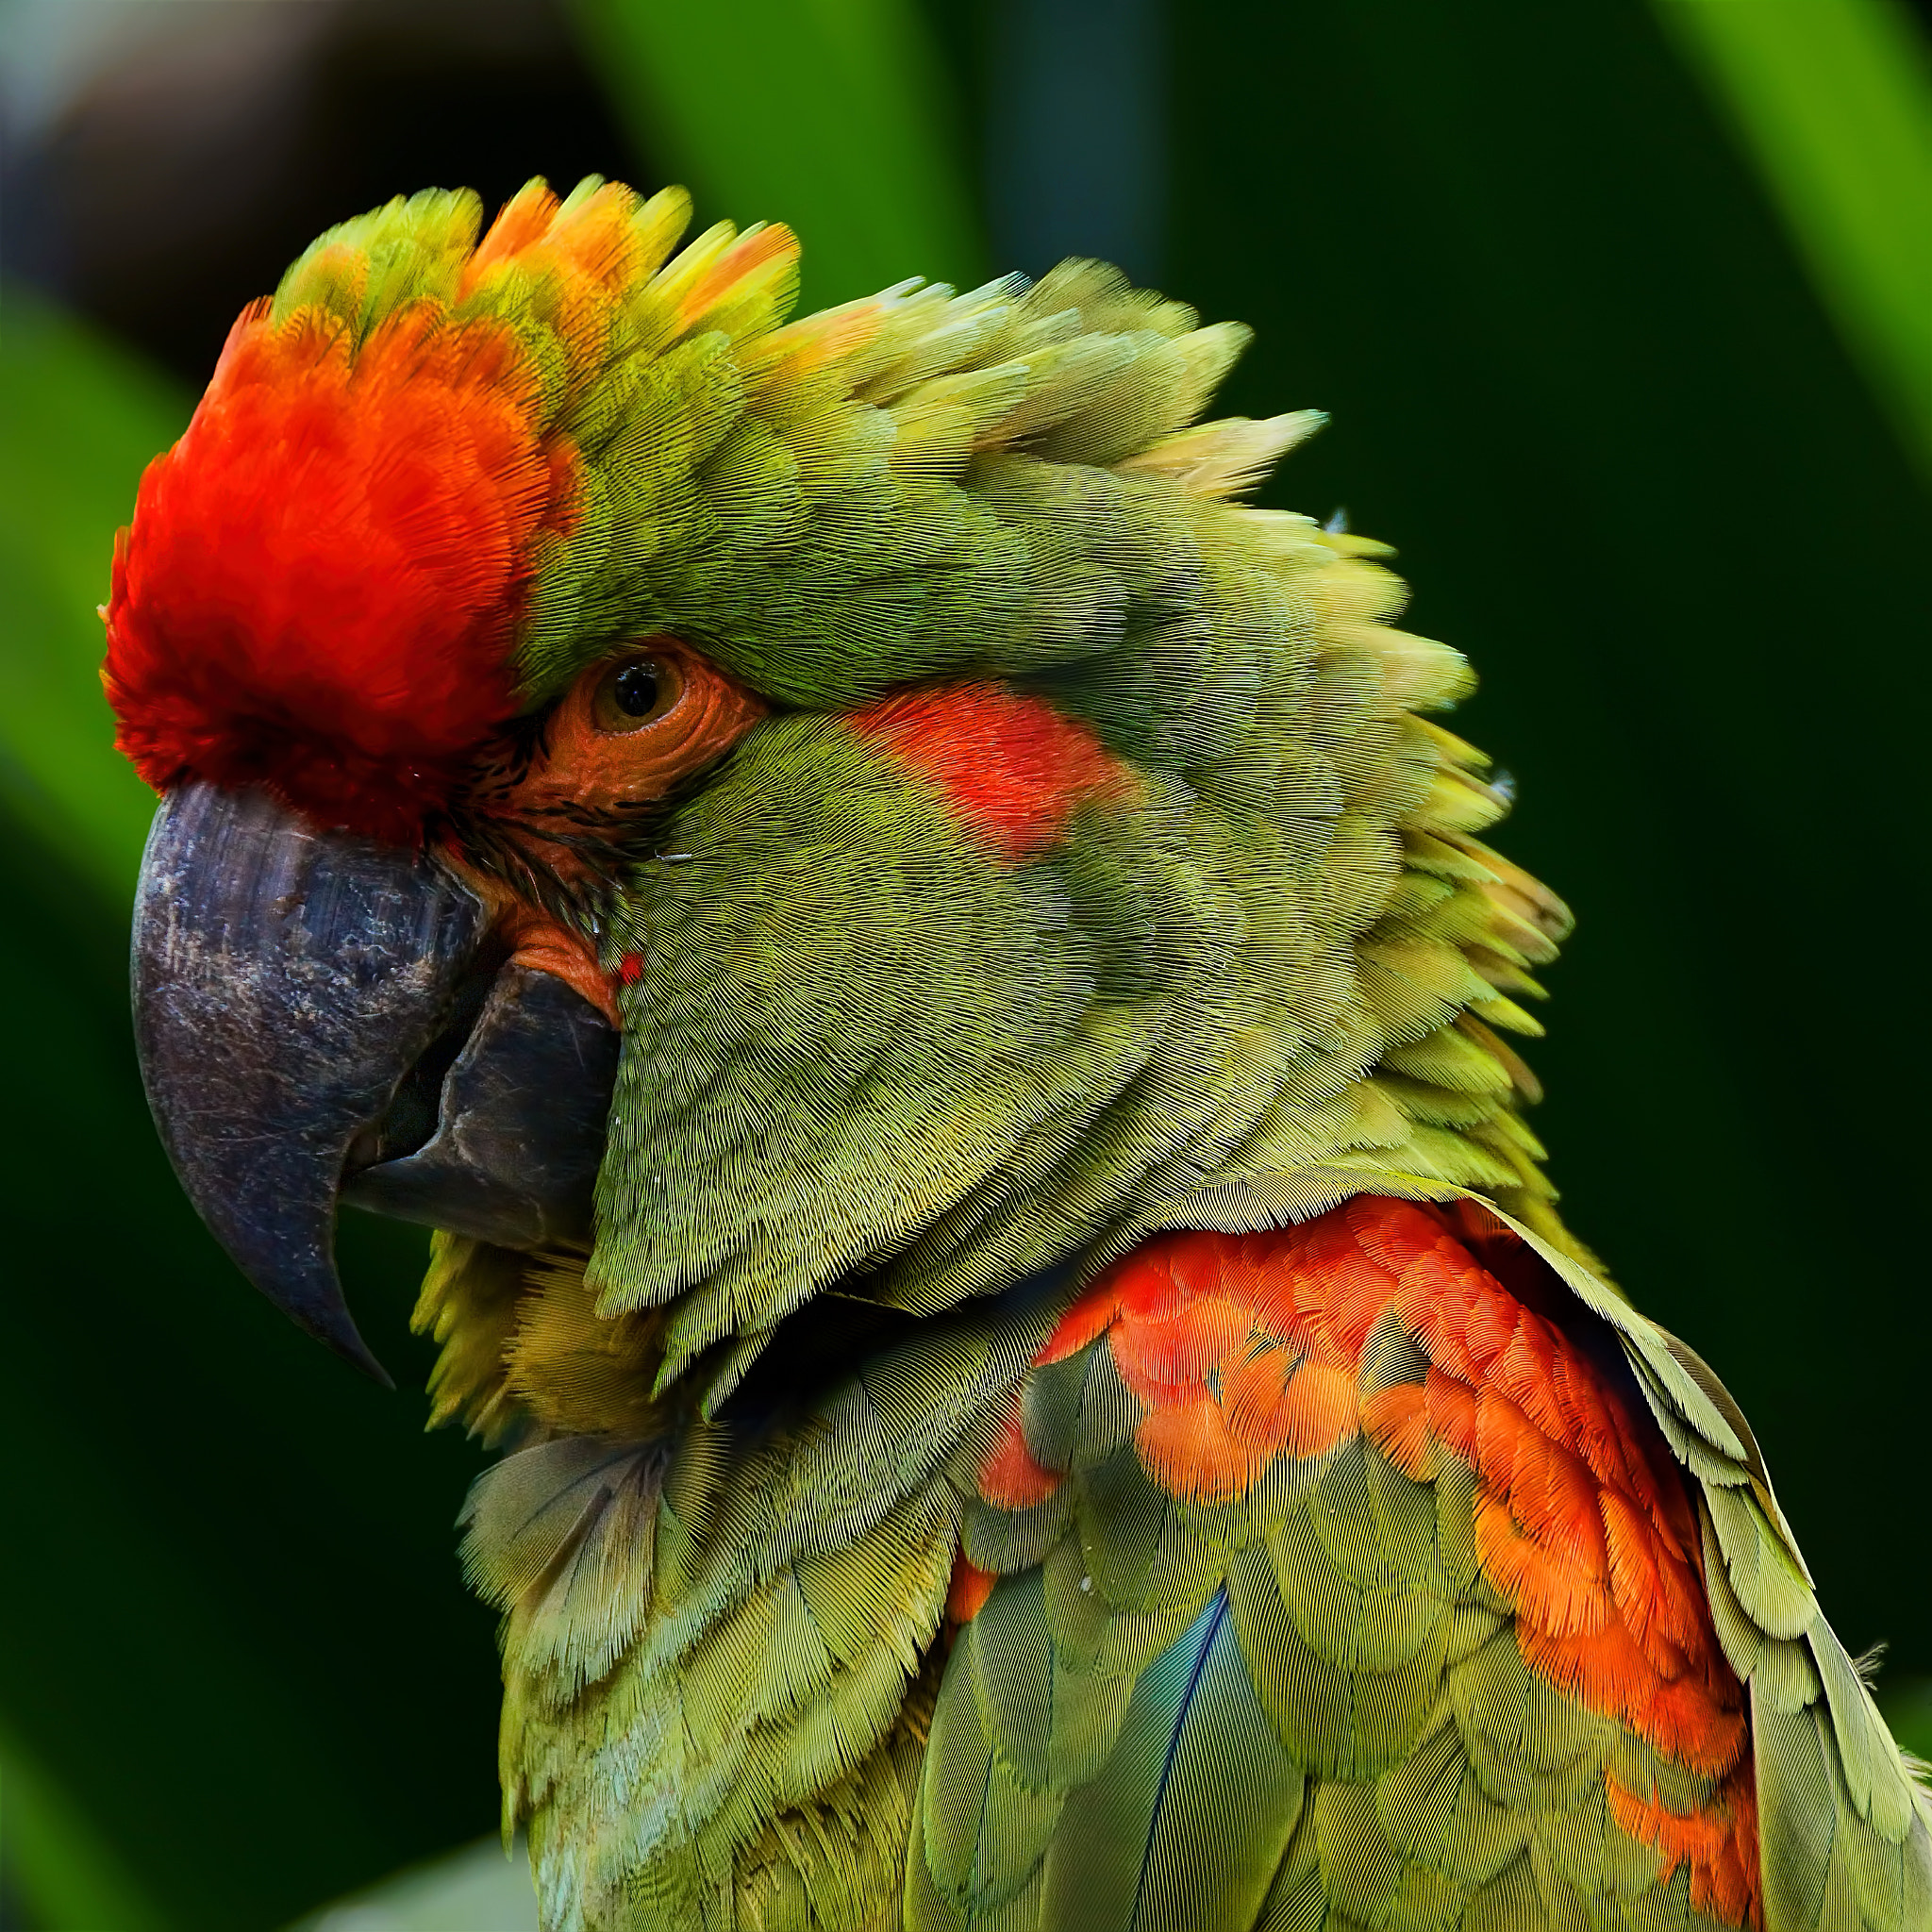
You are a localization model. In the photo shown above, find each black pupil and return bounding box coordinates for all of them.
[613,660,660,718]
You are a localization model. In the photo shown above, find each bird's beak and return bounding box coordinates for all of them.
[131,781,620,1382]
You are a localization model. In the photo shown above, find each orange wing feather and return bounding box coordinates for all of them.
[957,1196,1764,1927]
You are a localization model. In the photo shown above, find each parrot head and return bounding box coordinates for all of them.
[107,176,1567,1420]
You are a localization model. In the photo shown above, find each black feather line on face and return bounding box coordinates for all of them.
[446,718,759,933]
[441,808,608,930]
[468,705,554,794]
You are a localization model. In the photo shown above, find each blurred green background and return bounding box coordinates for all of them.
[3,1,1930,1924]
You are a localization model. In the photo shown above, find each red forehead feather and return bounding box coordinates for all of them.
[103,297,575,840]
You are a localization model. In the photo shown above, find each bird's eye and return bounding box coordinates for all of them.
[592,655,681,733]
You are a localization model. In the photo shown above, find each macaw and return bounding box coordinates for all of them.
[105,176,1929,1932]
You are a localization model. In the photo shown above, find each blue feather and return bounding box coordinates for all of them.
[1129,1591,1234,1924]
[1032,1584,1305,1929]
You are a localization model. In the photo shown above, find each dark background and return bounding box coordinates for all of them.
[2,2,1927,1924]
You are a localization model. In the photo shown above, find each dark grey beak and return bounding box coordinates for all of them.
[132,783,620,1382]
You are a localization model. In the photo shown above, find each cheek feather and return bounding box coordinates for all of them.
[854,684,1134,858]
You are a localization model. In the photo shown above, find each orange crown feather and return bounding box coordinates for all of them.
[100,175,802,841]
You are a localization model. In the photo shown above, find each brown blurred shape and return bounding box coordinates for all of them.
[7,0,647,382]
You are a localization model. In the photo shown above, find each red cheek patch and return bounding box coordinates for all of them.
[854,685,1132,858]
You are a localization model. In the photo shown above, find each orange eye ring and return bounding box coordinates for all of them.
[591,653,684,733]
[464,637,766,891]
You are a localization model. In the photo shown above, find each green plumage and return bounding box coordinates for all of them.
[902,1202,1932,1932]
[280,181,1568,1367]
[570,255,1573,1407]
[253,179,1928,1928]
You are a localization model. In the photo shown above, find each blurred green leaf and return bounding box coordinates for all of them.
[0,299,499,1932]
[0,289,190,906]
[570,0,985,305]
[1883,1678,1932,1763]
[286,1838,534,1932]
[1657,0,1932,472]
[0,1722,166,1932]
